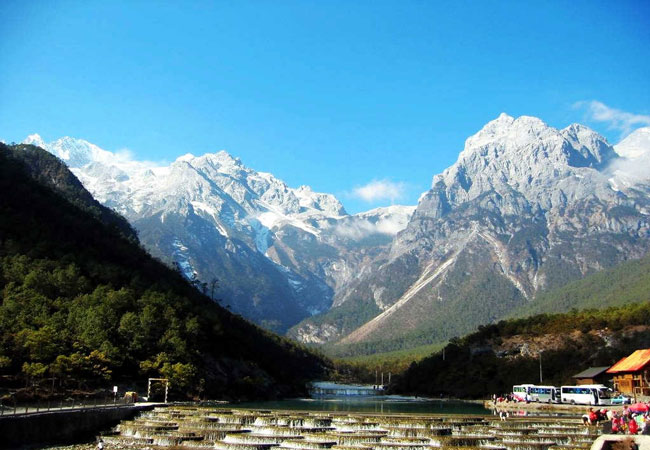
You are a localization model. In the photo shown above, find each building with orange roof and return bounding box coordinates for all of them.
[606,349,650,395]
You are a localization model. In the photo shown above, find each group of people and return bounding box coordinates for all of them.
[492,393,517,404]
[583,406,650,435]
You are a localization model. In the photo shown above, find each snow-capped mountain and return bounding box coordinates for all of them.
[290,114,650,350]
[22,116,650,349]
[22,134,415,332]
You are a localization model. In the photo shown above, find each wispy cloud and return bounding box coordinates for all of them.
[112,147,166,168]
[574,100,650,137]
[352,179,406,203]
[334,206,416,239]
[114,147,136,162]
[335,216,406,239]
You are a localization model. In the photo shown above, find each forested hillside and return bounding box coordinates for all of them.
[511,253,650,317]
[393,302,650,398]
[0,143,328,401]
[4,144,138,242]
[328,249,650,373]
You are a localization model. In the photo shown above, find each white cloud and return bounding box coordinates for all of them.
[574,100,650,137]
[335,216,407,239]
[607,154,650,185]
[352,179,406,203]
[114,147,135,161]
[334,207,415,239]
[607,128,650,184]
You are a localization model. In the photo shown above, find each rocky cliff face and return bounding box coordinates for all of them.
[290,116,650,351]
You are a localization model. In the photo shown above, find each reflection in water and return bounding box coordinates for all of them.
[231,397,490,415]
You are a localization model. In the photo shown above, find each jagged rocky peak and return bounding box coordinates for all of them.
[195,150,244,169]
[22,134,114,168]
[174,150,249,178]
[461,113,550,152]
[560,123,615,168]
[295,185,347,216]
[166,150,344,217]
[428,113,617,211]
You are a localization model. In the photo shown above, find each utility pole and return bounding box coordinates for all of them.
[539,351,543,384]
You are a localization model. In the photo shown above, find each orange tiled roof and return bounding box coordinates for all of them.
[607,349,650,373]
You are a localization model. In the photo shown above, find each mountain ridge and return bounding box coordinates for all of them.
[22,134,415,333]
[292,117,650,353]
[19,118,650,350]
[0,142,327,399]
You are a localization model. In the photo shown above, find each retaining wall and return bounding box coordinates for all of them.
[0,404,157,448]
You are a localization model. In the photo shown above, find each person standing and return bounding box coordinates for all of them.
[629,415,639,435]
[612,413,621,434]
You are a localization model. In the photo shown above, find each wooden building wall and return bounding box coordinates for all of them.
[612,373,650,395]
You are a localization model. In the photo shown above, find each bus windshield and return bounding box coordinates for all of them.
[596,388,612,399]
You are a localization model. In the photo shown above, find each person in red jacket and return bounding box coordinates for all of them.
[629,416,639,435]
[612,414,621,434]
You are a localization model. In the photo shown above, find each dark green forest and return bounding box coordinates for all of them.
[0,143,328,401]
[393,302,650,398]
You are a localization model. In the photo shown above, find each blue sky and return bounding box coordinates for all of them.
[1,1,649,213]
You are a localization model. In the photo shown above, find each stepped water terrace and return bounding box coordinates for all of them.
[100,406,603,450]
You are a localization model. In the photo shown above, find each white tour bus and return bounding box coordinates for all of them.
[560,385,612,405]
[512,384,535,402]
[529,385,561,403]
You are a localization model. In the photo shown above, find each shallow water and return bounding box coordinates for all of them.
[40,401,599,450]
[230,397,491,415]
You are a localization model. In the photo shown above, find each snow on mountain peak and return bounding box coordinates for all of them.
[615,127,650,159]
[462,113,551,155]
[428,114,621,211]
[185,151,248,178]
[202,150,240,164]
[22,134,119,168]
[23,133,355,245]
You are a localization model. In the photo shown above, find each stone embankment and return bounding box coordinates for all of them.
[95,406,603,450]
[0,403,160,448]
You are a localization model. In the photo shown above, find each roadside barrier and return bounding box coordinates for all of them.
[0,396,134,417]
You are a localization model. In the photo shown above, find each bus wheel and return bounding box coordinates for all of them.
[571,400,576,405]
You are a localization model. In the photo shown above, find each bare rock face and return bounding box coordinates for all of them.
[289,117,650,351]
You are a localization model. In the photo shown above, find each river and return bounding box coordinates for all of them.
[230,396,491,415]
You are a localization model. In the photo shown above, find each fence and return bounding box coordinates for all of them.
[0,396,135,417]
